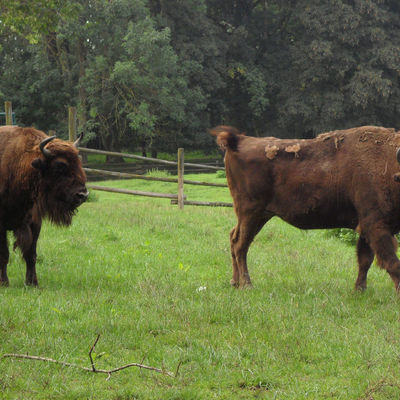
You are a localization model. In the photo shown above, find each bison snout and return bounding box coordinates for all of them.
[75,189,89,205]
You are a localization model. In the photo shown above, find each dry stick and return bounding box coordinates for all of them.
[3,335,177,379]
[175,361,183,378]
[88,333,101,372]
[2,353,175,378]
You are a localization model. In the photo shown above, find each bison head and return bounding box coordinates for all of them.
[31,135,88,225]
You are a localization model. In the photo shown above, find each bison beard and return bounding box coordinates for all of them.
[211,125,400,291]
[0,126,87,287]
[37,186,78,226]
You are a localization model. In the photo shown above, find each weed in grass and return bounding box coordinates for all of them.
[215,170,226,179]
[146,168,172,178]
[86,189,99,203]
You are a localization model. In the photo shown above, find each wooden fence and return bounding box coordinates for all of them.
[78,146,232,209]
[3,102,232,209]
[79,147,232,209]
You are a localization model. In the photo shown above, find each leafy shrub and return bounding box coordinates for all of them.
[326,228,358,245]
[327,228,400,246]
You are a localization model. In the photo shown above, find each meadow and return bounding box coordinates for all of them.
[1,173,400,399]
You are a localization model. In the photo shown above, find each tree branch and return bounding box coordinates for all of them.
[3,335,178,379]
[88,333,100,372]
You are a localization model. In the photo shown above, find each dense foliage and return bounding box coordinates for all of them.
[1,0,400,153]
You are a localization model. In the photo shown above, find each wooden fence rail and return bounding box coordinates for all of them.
[83,168,227,187]
[87,185,186,200]
[78,147,224,171]
[171,199,232,207]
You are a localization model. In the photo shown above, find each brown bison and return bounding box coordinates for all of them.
[211,125,400,290]
[0,126,88,286]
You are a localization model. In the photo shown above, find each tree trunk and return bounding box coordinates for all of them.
[141,141,147,157]
[77,38,88,162]
[105,131,125,163]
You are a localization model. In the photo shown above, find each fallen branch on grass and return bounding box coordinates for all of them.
[3,334,181,380]
[360,378,400,400]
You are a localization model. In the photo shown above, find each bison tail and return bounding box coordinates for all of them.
[209,125,244,152]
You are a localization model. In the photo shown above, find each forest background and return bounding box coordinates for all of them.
[1,0,400,157]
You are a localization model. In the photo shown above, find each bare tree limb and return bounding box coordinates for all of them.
[174,360,182,377]
[88,333,100,372]
[3,335,177,378]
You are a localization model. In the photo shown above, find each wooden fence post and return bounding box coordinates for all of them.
[5,101,12,125]
[68,106,77,142]
[177,148,184,210]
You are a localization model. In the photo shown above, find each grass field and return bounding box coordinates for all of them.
[1,173,400,399]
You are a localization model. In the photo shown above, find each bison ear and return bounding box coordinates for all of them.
[32,158,45,171]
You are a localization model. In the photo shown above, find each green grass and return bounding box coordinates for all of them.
[1,173,400,399]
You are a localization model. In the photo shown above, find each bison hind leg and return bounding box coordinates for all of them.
[362,224,400,291]
[355,236,374,291]
[374,234,400,290]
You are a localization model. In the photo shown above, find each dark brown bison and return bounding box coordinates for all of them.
[211,125,400,290]
[0,126,88,286]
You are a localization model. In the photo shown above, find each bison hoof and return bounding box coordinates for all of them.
[355,283,367,291]
[0,279,9,287]
[230,278,253,289]
[25,280,39,287]
[230,279,240,288]
[239,281,253,289]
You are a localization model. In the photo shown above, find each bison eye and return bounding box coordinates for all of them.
[52,161,69,175]
[32,158,45,170]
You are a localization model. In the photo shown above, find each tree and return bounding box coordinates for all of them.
[0,30,70,132]
[111,15,188,157]
[149,0,226,149]
[3,0,400,153]
[276,0,400,137]
[0,0,78,43]
[80,0,188,156]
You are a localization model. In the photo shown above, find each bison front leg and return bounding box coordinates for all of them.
[24,222,41,286]
[230,226,241,287]
[230,212,270,289]
[230,224,251,288]
[17,222,41,287]
[0,229,9,286]
[355,236,374,291]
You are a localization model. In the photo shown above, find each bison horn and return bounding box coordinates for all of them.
[39,136,56,159]
[73,132,84,148]
[397,148,400,165]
